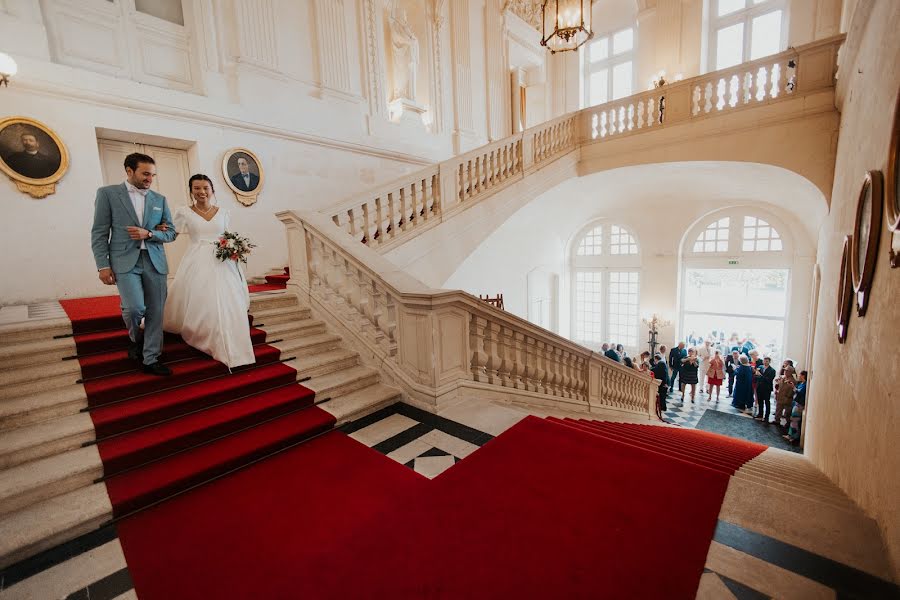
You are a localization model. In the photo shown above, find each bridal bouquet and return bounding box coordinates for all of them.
[213,231,256,264]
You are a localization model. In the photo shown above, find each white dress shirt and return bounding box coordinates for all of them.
[242,174,251,188]
[125,181,149,250]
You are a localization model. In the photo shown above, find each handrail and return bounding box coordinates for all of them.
[322,34,844,252]
[278,209,660,416]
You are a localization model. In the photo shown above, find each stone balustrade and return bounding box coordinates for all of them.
[580,35,841,142]
[278,210,659,416]
[324,35,843,253]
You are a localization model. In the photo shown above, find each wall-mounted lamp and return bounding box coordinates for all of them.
[0,52,18,87]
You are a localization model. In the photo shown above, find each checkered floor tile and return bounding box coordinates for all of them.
[662,390,755,429]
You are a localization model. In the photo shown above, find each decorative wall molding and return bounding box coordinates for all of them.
[450,0,477,148]
[426,0,447,133]
[313,0,356,98]
[362,0,389,121]
[233,0,278,71]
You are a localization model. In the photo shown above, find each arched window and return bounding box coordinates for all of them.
[742,216,783,251]
[571,222,641,351]
[680,209,791,365]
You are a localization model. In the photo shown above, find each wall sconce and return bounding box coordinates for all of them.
[0,52,17,87]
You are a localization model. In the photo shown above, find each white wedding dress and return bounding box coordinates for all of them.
[163,207,255,368]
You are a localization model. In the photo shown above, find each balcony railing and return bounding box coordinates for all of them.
[324,34,843,253]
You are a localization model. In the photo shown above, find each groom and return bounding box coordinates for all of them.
[91,153,177,376]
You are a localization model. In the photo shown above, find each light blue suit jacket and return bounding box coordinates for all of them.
[91,183,177,275]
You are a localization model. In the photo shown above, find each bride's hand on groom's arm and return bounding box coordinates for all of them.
[155,222,169,232]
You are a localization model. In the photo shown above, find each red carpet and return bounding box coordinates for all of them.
[115,417,764,599]
[60,292,329,519]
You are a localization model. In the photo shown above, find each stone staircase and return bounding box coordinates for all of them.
[0,290,400,570]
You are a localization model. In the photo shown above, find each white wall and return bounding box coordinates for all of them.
[0,0,521,304]
[443,162,823,362]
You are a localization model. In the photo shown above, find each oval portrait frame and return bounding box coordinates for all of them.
[836,235,853,344]
[885,86,900,267]
[0,116,69,199]
[850,170,883,316]
[222,147,264,206]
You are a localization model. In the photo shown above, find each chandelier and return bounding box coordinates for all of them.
[540,0,593,54]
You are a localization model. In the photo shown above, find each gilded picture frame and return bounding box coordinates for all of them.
[885,87,900,267]
[836,235,853,344]
[222,147,264,207]
[0,116,69,199]
[850,170,883,316]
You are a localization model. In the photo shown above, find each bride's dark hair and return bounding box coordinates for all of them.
[188,173,215,194]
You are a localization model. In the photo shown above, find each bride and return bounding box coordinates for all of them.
[160,174,256,368]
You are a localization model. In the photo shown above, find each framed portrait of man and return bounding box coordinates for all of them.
[222,148,264,206]
[0,116,69,198]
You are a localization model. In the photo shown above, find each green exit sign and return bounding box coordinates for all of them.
[728,259,739,265]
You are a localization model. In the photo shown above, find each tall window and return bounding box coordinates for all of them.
[572,222,641,351]
[583,28,635,108]
[708,0,786,71]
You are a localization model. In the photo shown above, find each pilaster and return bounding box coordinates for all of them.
[312,0,359,102]
[450,0,478,152]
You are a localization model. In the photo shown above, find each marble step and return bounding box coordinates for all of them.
[248,292,298,312]
[272,332,343,358]
[0,336,77,372]
[280,348,360,380]
[0,386,88,432]
[0,413,95,470]
[736,464,854,500]
[250,306,312,327]
[0,360,81,398]
[304,365,381,402]
[0,446,103,519]
[0,317,72,346]
[733,470,857,511]
[0,484,112,570]
[258,318,327,341]
[319,383,401,426]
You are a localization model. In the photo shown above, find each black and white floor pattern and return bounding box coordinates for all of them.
[340,403,493,479]
[662,389,755,428]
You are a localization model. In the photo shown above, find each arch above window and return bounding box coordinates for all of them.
[685,210,788,256]
[573,222,640,258]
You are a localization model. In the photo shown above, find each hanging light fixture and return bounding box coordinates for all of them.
[540,0,593,54]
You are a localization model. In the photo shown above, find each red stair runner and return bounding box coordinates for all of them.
[58,293,331,518]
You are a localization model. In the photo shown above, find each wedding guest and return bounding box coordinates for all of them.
[784,371,807,445]
[639,351,651,372]
[732,355,754,412]
[753,357,776,423]
[707,350,725,403]
[725,350,740,397]
[680,348,700,403]
[651,353,669,412]
[669,342,686,392]
[773,359,797,428]
[604,344,620,362]
[697,340,712,395]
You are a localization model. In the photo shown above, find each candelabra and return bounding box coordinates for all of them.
[642,313,672,358]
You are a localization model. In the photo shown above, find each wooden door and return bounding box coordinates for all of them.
[97,139,191,276]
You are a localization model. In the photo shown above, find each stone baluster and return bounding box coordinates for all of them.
[465,159,473,200]
[509,331,525,390]
[470,315,489,382]
[497,326,511,387]
[431,173,441,215]
[383,293,398,357]
[544,346,559,396]
[774,61,786,98]
[360,203,372,244]
[484,321,501,384]
[386,192,396,239]
[374,197,384,244]
[369,280,385,346]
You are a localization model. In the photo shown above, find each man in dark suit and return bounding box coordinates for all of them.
[604,344,620,362]
[4,132,59,179]
[230,156,259,191]
[668,342,686,391]
[651,353,669,412]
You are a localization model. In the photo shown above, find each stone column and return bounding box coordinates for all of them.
[450,0,478,152]
[483,0,511,141]
[361,0,389,124]
[426,0,448,133]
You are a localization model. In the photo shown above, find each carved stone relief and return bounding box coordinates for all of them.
[502,0,542,31]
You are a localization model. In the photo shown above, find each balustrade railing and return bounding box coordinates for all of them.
[279,210,659,416]
[323,35,842,253]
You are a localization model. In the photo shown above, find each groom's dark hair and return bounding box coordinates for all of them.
[124,152,155,171]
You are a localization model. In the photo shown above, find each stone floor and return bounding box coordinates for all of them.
[1,399,895,600]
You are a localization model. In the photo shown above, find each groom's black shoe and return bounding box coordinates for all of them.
[143,362,172,377]
[128,342,144,362]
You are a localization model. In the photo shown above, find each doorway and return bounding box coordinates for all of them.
[98,139,191,275]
